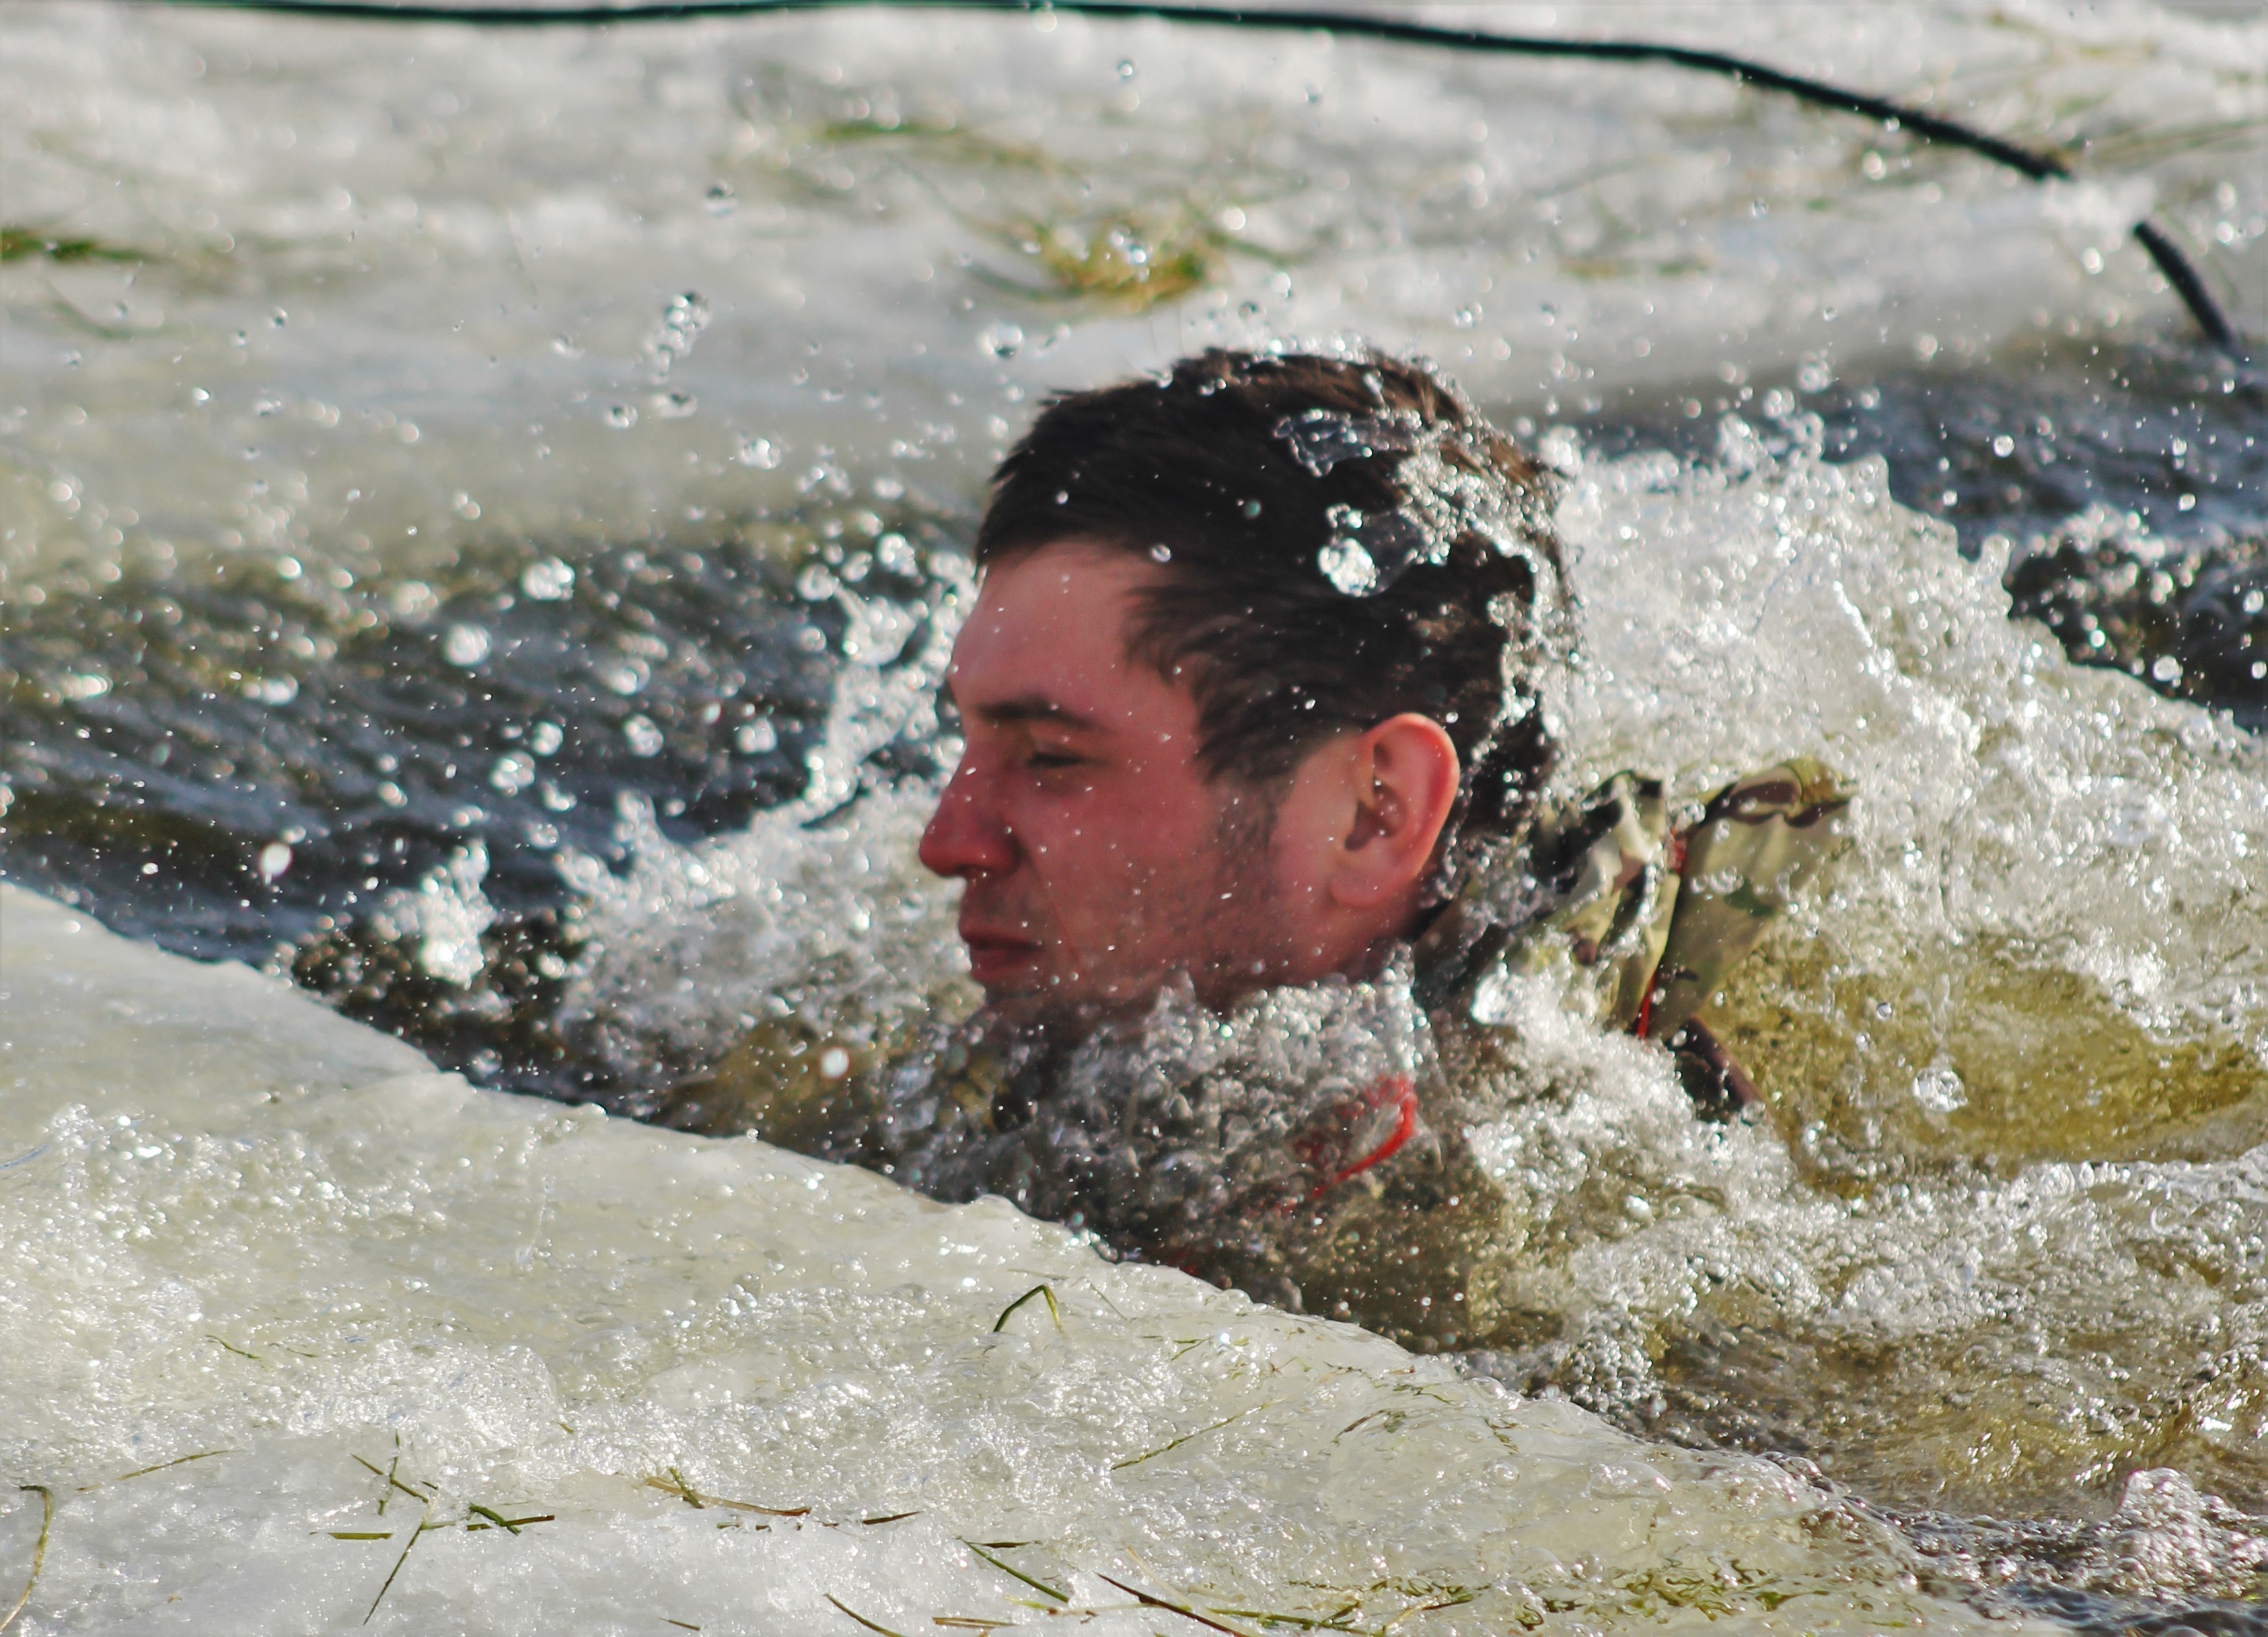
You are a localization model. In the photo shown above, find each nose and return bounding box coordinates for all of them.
[919,755,1019,881]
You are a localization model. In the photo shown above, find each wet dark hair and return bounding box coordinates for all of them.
[974,348,1565,871]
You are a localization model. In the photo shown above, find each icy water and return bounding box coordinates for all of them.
[3,1,2267,1632]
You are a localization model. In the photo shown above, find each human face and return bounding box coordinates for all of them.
[918,541,1300,1023]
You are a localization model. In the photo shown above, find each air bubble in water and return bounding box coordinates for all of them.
[651,392,698,420]
[622,715,664,757]
[1911,1065,1967,1115]
[1318,538,1378,595]
[797,563,840,601]
[705,181,736,215]
[1796,357,1834,394]
[980,322,1023,360]
[1116,59,1136,79]
[443,624,491,667]
[736,436,780,469]
[257,842,292,883]
[874,533,917,577]
[521,557,575,600]
[529,721,564,756]
[606,404,637,430]
[1148,543,1172,563]
[643,291,710,381]
[735,719,777,755]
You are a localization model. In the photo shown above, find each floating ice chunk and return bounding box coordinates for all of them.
[0,882,2032,1635]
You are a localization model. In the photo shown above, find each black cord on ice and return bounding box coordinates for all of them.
[149,0,2247,357]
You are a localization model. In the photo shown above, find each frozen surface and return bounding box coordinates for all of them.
[0,882,2039,1634]
[3,0,2260,583]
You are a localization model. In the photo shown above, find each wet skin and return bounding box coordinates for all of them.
[918,539,1461,1025]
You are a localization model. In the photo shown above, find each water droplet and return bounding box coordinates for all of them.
[875,533,918,577]
[797,562,840,601]
[2151,655,2183,684]
[980,322,1023,359]
[488,753,536,796]
[1991,435,2016,458]
[735,718,778,755]
[606,404,638,430]
[1318,539,1379,595]
[622,715,664,757]
[529,721,564,756]
[258,842,293,883]
[737,435,781,469]
[443,624,492,667]
[1116,59,1136,79]
[819,1046,852,1079]
[651,390,698,420]
[1239,499,1262,518]
[521,558,575,601]
[705,180,737,215]
[1148,543,1172,562]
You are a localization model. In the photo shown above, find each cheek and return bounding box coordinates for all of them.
[1025,787,1216,885]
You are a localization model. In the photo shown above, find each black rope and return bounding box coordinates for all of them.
[149,0,2246,356]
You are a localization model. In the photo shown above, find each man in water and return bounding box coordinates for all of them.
[661,349,1848,1348]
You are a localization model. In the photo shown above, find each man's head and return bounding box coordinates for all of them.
[920,349,1563,1023]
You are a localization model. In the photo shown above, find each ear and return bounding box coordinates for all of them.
[1329,713,1461,910]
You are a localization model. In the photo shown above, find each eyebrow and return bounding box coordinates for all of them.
[951,690,1107,733]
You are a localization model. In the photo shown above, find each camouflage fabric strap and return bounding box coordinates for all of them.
[1642,757,1854,1042]
[1419,758,1853,1042]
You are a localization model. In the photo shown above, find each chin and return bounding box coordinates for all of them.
[978,978,1145,1038]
